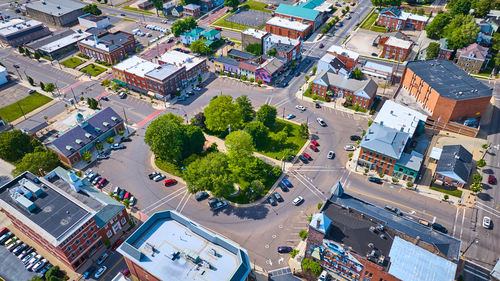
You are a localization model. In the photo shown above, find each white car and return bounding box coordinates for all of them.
[94,266,107,279]
[317,117,326,127]
[33,259,47,272]
[97,252,109,265]
[295,105,306,111]
[327,151,335,159]
[483,216,491,229]
[344,145,356,151]
[293,196,304,205]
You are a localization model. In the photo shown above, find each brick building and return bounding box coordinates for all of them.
[0,167,129,271]
[78,31,135,64]
[265,17,312,39]
[311,69,377,109]
[373,31,410,47]
[26,0,85,26]
[183,4,201,18]
[438,38,453,60]
[0,19,51,47]
[380,36,413,61]
[241,28,267,50]
[455,43,489,74]
[400,60,492,123]
[434,145,472,189]
[262,33,302,64]
[158,50,208,82]
[326,45,359,70]
[256,57,284,84]
[274,4,323,31]
[117,211,250,281]
[377,7,428,31]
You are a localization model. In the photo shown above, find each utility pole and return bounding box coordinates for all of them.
[122,107,130,134]
[71,88,78,108]
[462,238,479,256]
[17,102,26,120]
[13,65,22,80]
[282,107,285,119]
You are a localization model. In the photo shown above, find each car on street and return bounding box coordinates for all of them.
[317,117,326,127]
[282,178,292,187]
[384,205,402,216]
[302,153,312,161]
[120,13,126,16]
[298,154,309,163]
[212,201,227,210]
[100,95,109,101]
[296,105,306,111]
[310,144,319,152]
[371,52,378,57]
[273,192,283,202]
[167,38,174,43]
[83,267,96,279]
[112,239,124,250]
[368,177,382,184]
[97,252,109,265]
[483,216,491,229]
[347,15,352,19]
[94,266,107,279]
[120,136,132,143]
[195,192,209,201]
[315,103,321,108]
[319,43,324,48]
[293,196,304,205]
[311,140,319,146]
[130,196,136,206]
[111,143,125,150]
[119,92,127,99]
[153,174,165,182]
[286,114,296,120]
[279,182,288,192]
[488,175,496,184]
[164,179,177,186]
[344,145,356,151]
[431,223,448,233]
[350,135,361,141]
[327,151,335,159]
[96,154,109,160]
[277,246,293,253]
[149,172,159,179]
[268,196,277,206]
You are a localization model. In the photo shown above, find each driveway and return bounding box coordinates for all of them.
[0,244,38,281]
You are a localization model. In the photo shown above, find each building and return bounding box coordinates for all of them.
[199,0,223,11]
[361,61,394,80]
[47,108,125,167]
[380,36,413,61]
[241,28,267,50]
[256,57,284,84]
[492,259,500,281]
[312,70,377,109]
[26,0,85,26]
[317,53,348,76]
[78,31,135,64]
[0,167,129,271]
[158,50,208,82]
[78,14,110,29]
[213,56,240,74]
[137,0,153,10]
[238,61,259,80]
[183,4,201,18]
[434,145,472,189]
[227,49,257,62]
[0,18,51,47]
[202,29,221,41]
[374,100,427,138]
[262,33,302,64]
[117,210,251,281]
[326,45,359,70]
[377,6,428,31]
[455,43,489,74]
[0,65,8,85]
[373,31,410,46]
[180,27,205,45]
[26,29,90,60]
[274,4,323,31]
[400,60,492,123]
[171,5,183,17]
[438,38,453,60]
[265,17,312,39]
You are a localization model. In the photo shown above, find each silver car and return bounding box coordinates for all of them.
[344,145,356,151]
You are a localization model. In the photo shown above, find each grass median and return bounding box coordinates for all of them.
[0,92,52,123]
[60,57,85,68]
[80,64,107,77]
[429,186,463,198]
[256,119,308,160]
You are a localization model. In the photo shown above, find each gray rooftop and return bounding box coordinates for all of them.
[118,211,251,281]
[360,122,410,159]
[395,151,423,172]
[26,0,85,16]
[80,14,107,23]
[214,56,240,67]
[435,145,473,183]
[145,64,180,81]
[26,28,74,50]
[406,60,492,101]
[79,31,133,52]
[227,49,257,60]
[314,69,378,99]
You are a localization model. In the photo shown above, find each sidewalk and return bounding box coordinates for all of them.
[288,240,307,274]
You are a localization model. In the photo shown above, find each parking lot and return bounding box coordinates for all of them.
[0,242,38,281]
[0,82,32,108]
[110,21,170,49]
[227,10,271,27]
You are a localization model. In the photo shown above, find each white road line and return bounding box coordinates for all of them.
[464,268,490,280]
[292,173,326,200]
[452,207,459,236]
[476,205,500,218]
[175,189,189,212]
[460,208,466,241]
[178,192,192,214]
[292,169,344,172]
[273,99,289,108]
[342,170,352,186]
[142,187,187,213]
[476,201,500,215]
[432,216,436,223]
[338,169,348,184]
[145,189,187,215]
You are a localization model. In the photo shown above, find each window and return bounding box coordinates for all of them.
[78,246,83,252]
[86,239,91,245]
[67,246,72,252]
[107,230,112,238]
[121,218,126,225]
[70,253,76,259]
[90,227,94,232]
[74,239,80,245]
[93,233,98,239]
[82,233,87,239]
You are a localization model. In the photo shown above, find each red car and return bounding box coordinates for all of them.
[122,269,130,276]
[215,27,222,31]
[311,140,319,146]
[164,179,177,186]
[112,238,123,250]
[302,152,312,160]
[488,175,496,184]
[310,144,319,152]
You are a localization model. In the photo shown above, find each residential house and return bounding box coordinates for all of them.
[256,57,284,84]
[228,49,257,62]
[180,27,205,45]
[265,17,312,39]
[171,5,183,17]
[380,36,413,61]
[361,61,394,80]
[438,38,453,60]
[311,69,377,109]
[241,28,267,50]
[373,31,410,46]
[238,61,259,80]
[137,0,153,10]
[183,4,201,18]
[200,0,223,11]
[262,33,302,64]
[274,4,323,31]
[317,53,348,76]
[455,43,489,74]
[434,145,472,189]
[202,29,221,41]
[377,6,428,31]
[214,56,240,74]
[326,45,359,70]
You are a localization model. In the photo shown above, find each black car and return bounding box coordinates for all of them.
[279,182,288,192]
[100,96,109,101]
[368,177,382,184]
[120,13,126,16]
[148,172,159,180]
[195,192,209,201]
[277,246,293,253]
[432,223,448,234]
[208,198,219,208]
[120,136,132,143]
[315,103,320,108]
[350,135,361,141]
[167,38,174,43]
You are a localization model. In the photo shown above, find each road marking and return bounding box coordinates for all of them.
[61,80,84,93]
[464,268,490,281]
[137,109,164,128]
[178,193,192,214]
[290,172,326,200]
[142,187,187,214]
[175,189,189,212]
[452,207,459,236]
[460,208,466,240]
[98,256,124,281]
[273,99,289,108]
[432,216,436,223]
[475,204,500,218]
[476,201,500,216]
[278,257,284,264]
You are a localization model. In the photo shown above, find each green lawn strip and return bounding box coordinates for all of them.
[116,0,134,6]
[80,64,107,77]
[360,11,378,30]
[0,93,52,123]
[211,13,253,31]
[370,25,387,33]
[256,119,307,159]
[60,57,85,69]
[241,0,271,13]
[429,186,463,198]
[122,6,154,15]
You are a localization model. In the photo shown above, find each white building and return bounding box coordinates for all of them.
[78,14,110,29]
[374,100,428,138]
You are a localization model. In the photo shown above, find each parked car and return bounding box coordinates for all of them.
[483,216,491,229]
[153,174,165,182]
[40,264,52,275]
[279,182,288,192]
[12,243,27,255]
[311,140,319,146]
[293,196,304,205]
[418,219,430,227]
[286,114,296,120]
[298,154,309,163]
[33,259,47,272]
[350,135,361,141]
[317,117,327,127]
[119,189,126,200]
[164,179,177,186]
[94,266,107,279]
[385,205,402,216]
[113,186,121,195]
[18,247,33,259]
[273,192,283,202]
[319,43,324,48]
[371,52,378,57]
[92,176,102,185]
[195,192,209,201]
[268,196,277,206]
[22,252,36,265]
[327,151,335,159]
[4,236,17,247]
[0,232,12,244]
[97,154,109,160]
[212,201,228,210]
[282,178,292,188]
[83,267,96,279]
[277,246,293,253]
[310,144,319,152]
[124,192,131,200]
[97,252,109,265]
[111,143,125,150]
[120,136,132,143]
[315,102,321,108]
[26,254,41,270]
[344,145,356,151]
[302,153,312,161]
[7,240,20,251]
[368,177,382,184]
[130,196,137,206]
[295,105,306,111]
[119,92,127,99]
[148,172,159,179]
[488,175,496,184]
[431,223,448,233]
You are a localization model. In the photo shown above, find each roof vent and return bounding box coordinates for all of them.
[111,116,118,122]
[66,145,73,151]
[85,133,92,139]
[57,5,61,9]
[75,139,82,144]
[94,127,101,133]
[103,122,109,127]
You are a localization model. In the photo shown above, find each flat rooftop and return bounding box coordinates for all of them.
[113,56,157,77]
[145,64,180,81]
[118,211,250,281]
[374,100,427,137]
[26,0,85,16]
[0,171,91,244]
[159,50,205,72]
[406,60,492,101]
[242,28,268,39]
[266,17,310,32]
[0,19,44,37]
[79,31,132,52]
[39,30,90,53]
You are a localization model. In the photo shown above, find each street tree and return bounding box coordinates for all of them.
[425,12,452,39]
[256,104,277,128]
[39,81,45,91]
[417,8,425,15]
[203,95,242,133]
[152,0,163,16]
[190,112,206,129]
[24,48,31,57]
[426,42,440,59]
[0,130,41,162]
[224,0,239,9]
[244,121,269,149]
[34,51,41,61]
[470,182,482,193]
[83,4,102,15]
[190,40,211,54]
[184,152,234,197]
[44,83,55,93]
[236,95,254,123]
[13,150,61,176]
[18,46,24,54]
[225,130,254,158]
[312,66,317,75]
[299,122,309,139]
[87,97,99,109]
[451,0,472,15]
[145,114,185,162]
[27,76,34,86]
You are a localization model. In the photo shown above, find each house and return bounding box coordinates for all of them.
[26,0,85,26]
[0,65,8,85]
[183,4,201,18]
[455,43,489,74]
[400,60,492,123]
[26,29,90,60]
[180,27,205,45]
[438,38,453,60]
[274,4,323,31]
[78,14,110,29]
[238,61,259,80]
[373,31,410,47]
[200,0,223,11]
[311,69,377,109]
[361,61,394,80]
[213,56,240,74]
[326,45,359,70]
[317,53,348,76]
[202,29,221,41]
[78,31,136,64]
[228,49,258,62]
[380,36,413,61]
[262,33,302,64]
[265,17,312,39]
[377,6,428,31]
[241,28,267,50]
[171,5,183,17]
[433,145,472,189]
[137,0,153,10]
[256,57,284,84]
[0,19,51,47]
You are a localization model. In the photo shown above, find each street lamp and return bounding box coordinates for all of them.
[12,64,22,80]
[462,238,479,256]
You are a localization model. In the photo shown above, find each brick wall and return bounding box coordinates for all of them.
[265,24,311,39]
[274,13,317,29]
[433,172,465,188]
[358,147,397,175]
[124,257,162,281]
[381,44,411,61]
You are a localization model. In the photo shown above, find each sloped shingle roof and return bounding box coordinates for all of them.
[359,122,410,159]
[435,145,472,183]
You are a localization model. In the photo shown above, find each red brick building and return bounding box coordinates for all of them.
[326,45,359,70]
[438,39,453,60]
[377,7,428,31]
[373,31,411,46]
[78,31,135,64]
[183,4,201,18]
[401,60,492,123]
[265,17,312,39]
[0,168,129,271]
[274,3,323,30]
[381,36,413,61]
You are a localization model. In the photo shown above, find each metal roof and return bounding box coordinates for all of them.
[395,151,423,172]
[228,49,257,60]
[214,56,240,67]
[374,100,427,138]
[359,122,410,159]
[313,70,378,99]
[275,4,320,21]
[26,0,85,16]
[435,145,472,183]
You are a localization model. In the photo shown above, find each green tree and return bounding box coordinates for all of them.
[172,17,197,37]
[29,276,44,281]
[470,182,482,193]
[225,130,254,158]
[236,95,254,123]
[351,67,364,80]
[144,114,185,162]
[82,151,91,162]
[312,66,317,75]
[492,32,500,51]
[190,39,211,54]
[248,180,265,200]
[44,83,55,93]
[18,46,24,54]
[152,0,163,16]
[0,130,40,162]
[445,14,479,50]
[477,159,486,167]
[451,0,472,15]
[190,112,206,129]
[87,97,98,110]
[244,121,269,149]
[39,81,45,91]
[13,150,61,176]
[83,4,102,15]
[473,174,483,183]
[184,152,234,197]
[24,48,31,57]
[245,43,262,56]
[425,12,452,39]
[417,7,425,15]
[299,122,309,139]
[256,104,277,128]
[27,76,34,86]
[301,258,322,276]
[203,95,242,133]
[475,0,492,17]
[181,125,206,159]
[267,48,277,56]
[426,42,441,59]
[101,79,111,87]
[224,0,239,9]
[34,51,41,61]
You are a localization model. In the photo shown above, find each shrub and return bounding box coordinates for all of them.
[348,152,353,158]
[290,249,299,258]
[109,191,114,196]
[106,137,114,144]
[301,258,322,276]
[368,120,373,126]
[406,181,414,187]
[392,177,399,183]
[477,159,486,167]
[317,202,323,210]
[102,238,111,246]
[482,143,488,149]
[444,194,449,200]
[364,168,369,174]
[299,230,308,240]
[128,219,135,227]
[75,170,82,177]
[307,214,312,222]
[123,199,130,207]
[378,173,384,178]
[271,166,282,177]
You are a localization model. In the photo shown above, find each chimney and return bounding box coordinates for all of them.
[316,218,321,228]
[110,39,114,44]
[415,235,420,245]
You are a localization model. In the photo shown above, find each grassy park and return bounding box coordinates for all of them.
[60,57,85,68]
[0,92,52,123]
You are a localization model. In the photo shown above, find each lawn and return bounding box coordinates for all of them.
[80,64,107,77]
[360,12,378,30]
[257,119,308,160]
[241,0,271,12]
[370,25,387,33]
[122,5,154,15]
[155,158,183,177]
[60,57,85,68]
[0,93,52,123]
[430,185,463,198]
[211,13,253,31]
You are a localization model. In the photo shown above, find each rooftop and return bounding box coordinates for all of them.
[314,70,378,99]
[117,211,251,281]
[145,64,180,81]
[113,56,157,77]
[27,28,75,50]
[266,17,311,32]
[158,50,206,71]
[79,31,133,52]
[458,43,489,60]
[26,0,85,16]
[275,4,320,21]
[406,60,492,101]
[384,36,413,49]
[259,57,284,74]
[0,19,45,38]
[214,56,240,67]
[435,145,473,183]
[184,3,200,10]
[202,29,221,38]
[362,61,393,74]
[239,61,259,72]
[395,151,423,171]
[182,27,205,38]
[296,0,324,9]
[228,49,257,60]
[38,30,90,53]
[359,122,410,159]
[327,45,359,60]
[242,28,268,39]
[79,14,107,22]
[374,100,427,137]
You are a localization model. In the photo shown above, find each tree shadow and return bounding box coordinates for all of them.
[477,192,492,201]
[218,204,271,220]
